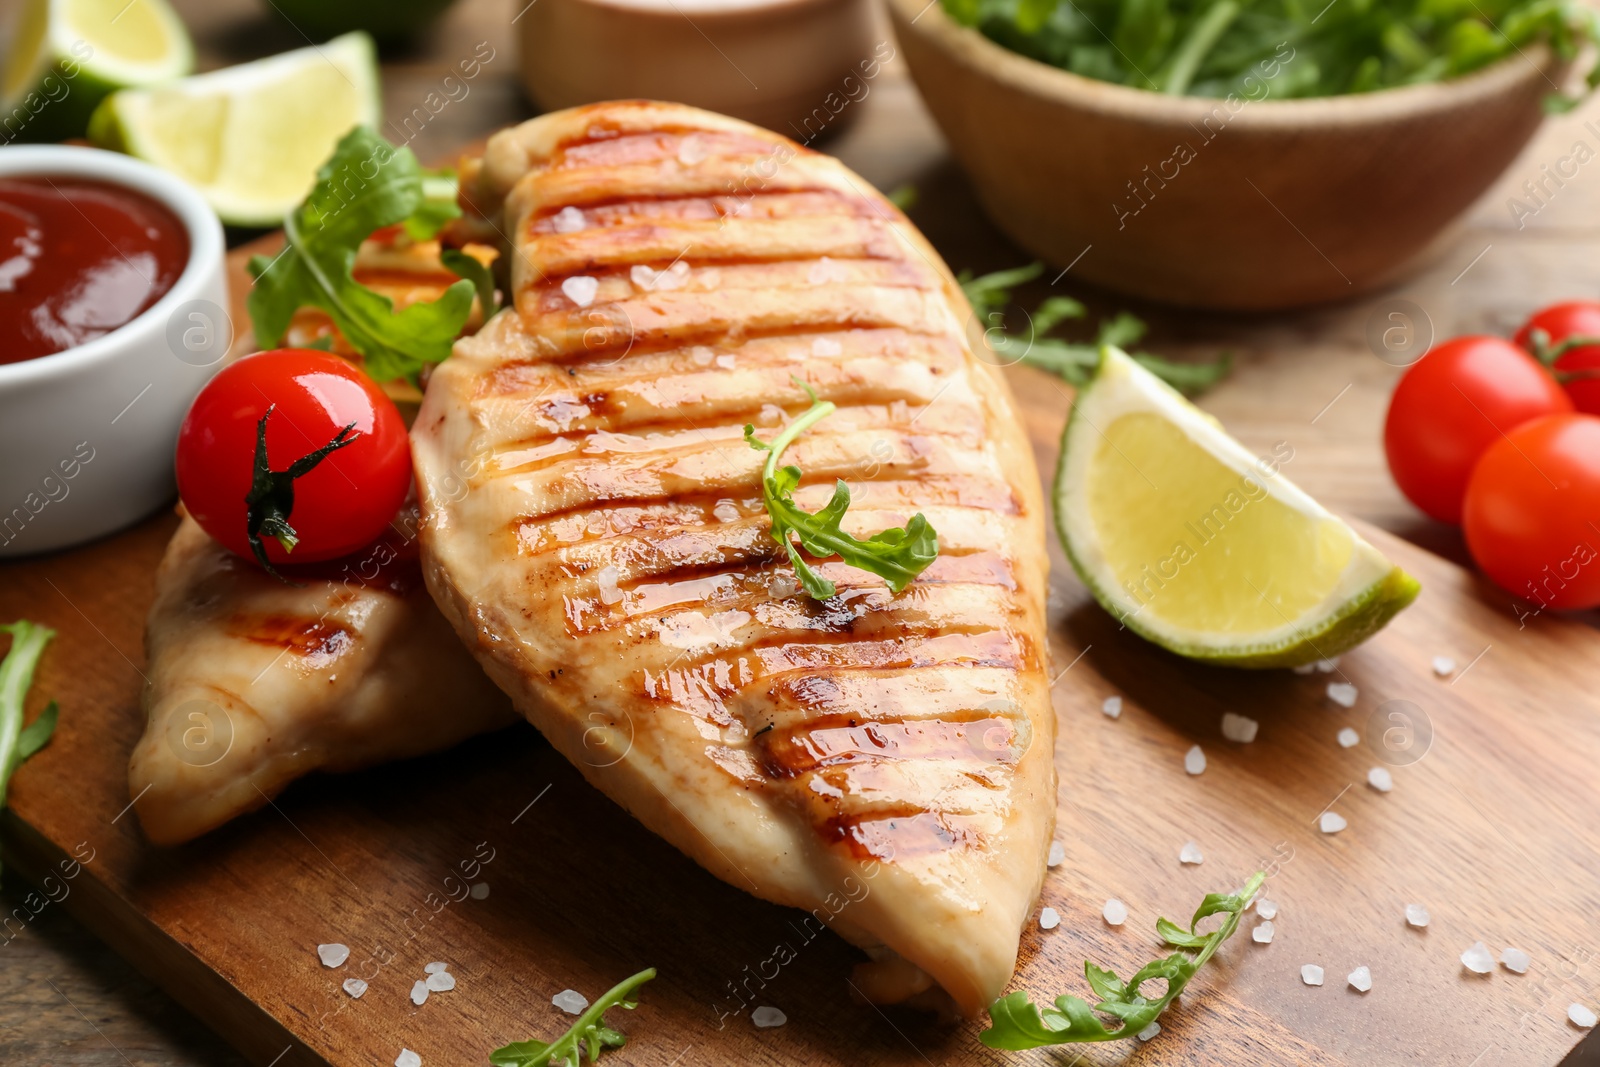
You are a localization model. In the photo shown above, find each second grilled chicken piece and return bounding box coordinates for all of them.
[412,101,1055,1017]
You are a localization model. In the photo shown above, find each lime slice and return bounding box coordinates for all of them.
[1,0,193,143]
[88,31,380,227]
[1054,347,1419,668]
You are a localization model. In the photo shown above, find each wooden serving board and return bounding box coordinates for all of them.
[4,321,1600,1067]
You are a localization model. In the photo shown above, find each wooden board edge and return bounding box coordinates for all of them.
[0,811,318,1067]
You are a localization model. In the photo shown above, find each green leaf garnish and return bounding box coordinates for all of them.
[980,870,1266,1048]
[247,126,475,385]
[443,248,500,321]
[0,620,59,885]
[489,968,656,1067]
[745,379,938,600]
[959,263,1231,396]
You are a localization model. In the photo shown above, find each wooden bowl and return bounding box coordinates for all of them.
[888,0,1563,310]
[519,0,881,138]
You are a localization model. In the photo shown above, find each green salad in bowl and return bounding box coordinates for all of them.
[941,0,1600,102]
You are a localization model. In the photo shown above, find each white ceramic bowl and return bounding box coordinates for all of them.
[0,145,229,558]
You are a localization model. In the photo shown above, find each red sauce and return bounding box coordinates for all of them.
[0,177,189,364]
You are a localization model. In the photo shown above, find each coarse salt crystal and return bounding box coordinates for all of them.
[552,206,586,234]
[1293,663,1316,675]
[1179,840,1204,865]
[426,971,456,992]
[1221,712,1258,743]
[470,882,490,900]
[1137,1021,1161,1042]
[553,989,589,1015]
[1256,899,1279,920]
[811,337,842,357]
[561,276,599,308]
[1348,966,1372,992]
[343,977,368,999]
[1570,1003,1598,1028]
[1317,657,1341,673]
[715,354,735,370]
[631,262,690,292]
[1039,907,1061,930]
[1184,745,1207,775]
[1047,841,1066,868]
[317,944,349,968]
[752,1005,787,1028]
[1432,656,1455,677]
[411,980,429,1005]
[806,257,849,285]
[1319,811,1347,833]
[596,564,623,605]
[1102,695,1123,719]
[396,1050,421,1067]
[1368,767,1394,793]
[1301,964,1324,986]
[1252,921,1275,944]
[1461,941,1494,974]
[1405,903,1430,928]
[1327,682,1358,708]
[677,135,709,166]
[425,962,449,974]
[1500,947,1531,974]
[1337,727,1360,748]
[1103,899,1128,926]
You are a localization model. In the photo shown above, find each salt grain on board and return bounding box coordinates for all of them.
[1348,966,1372,992]
[396,1051,421,1067]
[1501,948,1531,974]
[1368,767,1394,793]
[1221,712,1259,743]
[1102,695,1123,719]
[1137,1022,1161,1042]
[317,944,349,968]
[1103,899,1128,926]
[752,1006,787,1028]
[1327,682,1358,708]
[1293,663,1317,675]
[343,978,368,999]
[1039,907,1061,930]
[411,980,430,1005]
[426,971,457,992]
[1461,941,1495,974]
[1319,811,1347,833]
[1570,1004,1598,1028]
[1256,899,1279,920]
[470,882,490,900]
[1406,904,1430,928]
[553,990,590,1015]
[1184,745,1207,775]
[1179,840,1204,864]
[1252,921,1275,944]
[425,962,449,974]
[1317,657,1340,673]
[1432,656,1456,677]
[1301,964,1325,986]
[561,276,599,308]
[1337,727,1360,748]
[552,206,586,234]
[1047,841,1066,867]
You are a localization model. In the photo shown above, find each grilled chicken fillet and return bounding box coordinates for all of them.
[130,514,516,846]
[412,101,1055,1016]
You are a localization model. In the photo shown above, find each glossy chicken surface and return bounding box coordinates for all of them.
[411,102,1055,1016]
[130,514,515,846]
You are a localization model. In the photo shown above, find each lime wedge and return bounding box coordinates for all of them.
[88,31,380,227]
[1054,348,1418,668]
[1,0,193,143]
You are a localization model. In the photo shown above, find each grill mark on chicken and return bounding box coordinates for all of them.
[229,614,356,665]
[760,716,1017,778]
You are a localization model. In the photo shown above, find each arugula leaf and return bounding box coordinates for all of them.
[443,248,500,321]
[490,968,656,1067]
[745,380,938,600]
[247,126,475,385]
[980,871,1266,1048]
[0,620,59,885]
[960,264,1231,396]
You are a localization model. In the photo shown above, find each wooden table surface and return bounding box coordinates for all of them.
[4,0,1600,1061]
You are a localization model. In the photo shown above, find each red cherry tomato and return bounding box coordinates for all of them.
[1513,300,1600,415]
[1384,335,1572,525]
[1463,412,1600,611]
[176,350,411,567]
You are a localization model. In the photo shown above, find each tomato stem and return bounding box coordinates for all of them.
[244,405,360,582]
[1525,326,1600,375]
